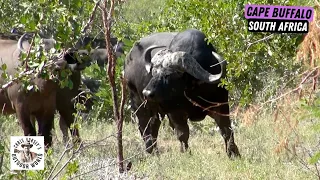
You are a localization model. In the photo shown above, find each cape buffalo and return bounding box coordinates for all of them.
[41,35,122,143]
[0,33,90,148]
[78,77,101,113]
[124,29,240,158]
[8,30,124,69]
[26,77,101,143]
[56,77,101,141]
[75,36,124,68]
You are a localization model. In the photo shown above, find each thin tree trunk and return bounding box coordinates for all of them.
[100,0,125,173]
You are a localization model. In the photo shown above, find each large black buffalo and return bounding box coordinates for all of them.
[124,29,240,158]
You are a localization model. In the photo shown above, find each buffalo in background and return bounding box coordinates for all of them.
[54,35,123,142]
[5,29,124,144]
[75,36,125,68]
[0,32,90,148]
[124,29,240,158]
[10,28,125,69]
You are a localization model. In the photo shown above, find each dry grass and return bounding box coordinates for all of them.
[297,1,320,68]
[0,94,319,180]
[296,0,320,95]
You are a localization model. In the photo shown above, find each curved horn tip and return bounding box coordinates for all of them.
[208,74,222,83]
[212,51,224,61]
[169,51,223,84]
[17,33,28,52]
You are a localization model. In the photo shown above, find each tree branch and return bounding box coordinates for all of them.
[246,34,274,51]
[81,0,102,35]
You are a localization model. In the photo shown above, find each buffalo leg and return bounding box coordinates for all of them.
[36,114,54,149]
[150,114,161,154]
[30,116,36,130]
[135,111,154,153]
[57,108,81,144]
[135,109,162,154]
[57,104,81,143]
[16,109,36,137]
[58,116,69,144]
[167,112,189,152]
[208,104,240,158]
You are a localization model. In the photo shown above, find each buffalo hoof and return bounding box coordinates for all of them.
[126,161,133,171]
[227,143,241,159]
[145,139,154,154]
[179,141,189,153]
[153,147,160,157]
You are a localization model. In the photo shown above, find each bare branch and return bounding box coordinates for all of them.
[81,0,102,35]
[22,33,36,71]
[184,91,230,117]
[46,139,74,180]
[0,151,3,174]
[246,34,274,51]
[49,141,83,180]
[133,100,147,116]
[0,48,72,91]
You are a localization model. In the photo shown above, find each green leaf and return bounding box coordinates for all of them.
[1,63,7,71]
[309,152,320,164]
[0,143,4,153]
[68,79,74,89]
[37,61,45,71]
[1,73,7,79]
[60,70,68,78]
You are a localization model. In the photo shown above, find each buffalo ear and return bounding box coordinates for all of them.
[63,52,78,64]
[145,63,152,74]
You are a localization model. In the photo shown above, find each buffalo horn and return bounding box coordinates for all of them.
[143,45,166,62]
[211,51,227,79]
[17,33,28,52]
[162,51,224,84]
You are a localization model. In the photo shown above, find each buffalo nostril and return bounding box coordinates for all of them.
[142,89,154,99]
[142,89,150,96]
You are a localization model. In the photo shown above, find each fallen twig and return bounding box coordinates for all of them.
[68,140,157,180]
